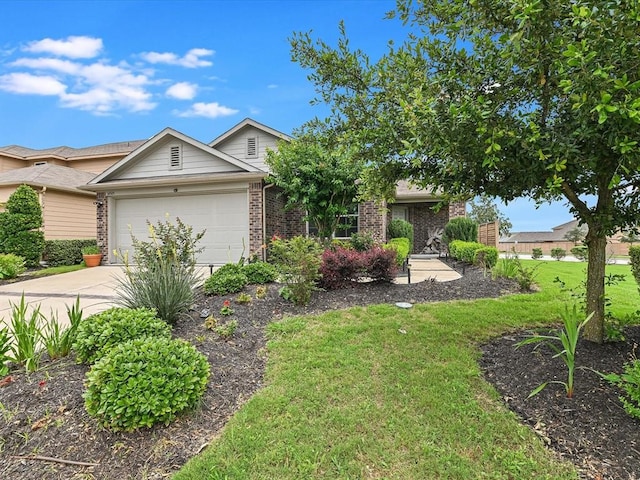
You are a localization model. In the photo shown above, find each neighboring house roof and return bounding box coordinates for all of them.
[209,117,291,147]
[84,127,266,190]
[0,140,146,161]
[0,164,96,196]
[501,219,580,243]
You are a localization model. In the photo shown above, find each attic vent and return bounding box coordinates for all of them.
[34,161,47,166]
[170,145,182,170]
[247,137,258,158]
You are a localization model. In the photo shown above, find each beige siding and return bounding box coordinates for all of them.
[66,157,121,175]
[0,156,27,172]
[42,190,96,240]
[215,126,280,171]
[115,138,243,180]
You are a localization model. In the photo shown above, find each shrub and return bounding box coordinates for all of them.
[73,307,171,364]
[531,247,544,259]
[442,217,478,246]
[363,246,398,282]
[629,246,640,290]
[350,232,375,252]
[319,246,365,290]
[0,253,26,279]
[242,261,278,284]
[84,337,210,431]
[387,219,414,252]
[115,218,203,324]
[269,235,322,305]
[132,217,205,266]
[570,245,588,261]
[203,266,249,295]
[603,359,640,420]
[474,246,499,268]
[383,237,410,266]
[43,239,97,266]
[449,240,486,264]
[551,247,567,261]
[0,184,45,267]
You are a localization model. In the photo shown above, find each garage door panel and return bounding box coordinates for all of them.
[113,191,248,264]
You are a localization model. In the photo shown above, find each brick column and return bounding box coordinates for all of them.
[96,192,108,258]
[248,182,264,258]
[359,199,387,243]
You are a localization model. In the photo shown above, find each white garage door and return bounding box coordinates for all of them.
[113,191,248,264]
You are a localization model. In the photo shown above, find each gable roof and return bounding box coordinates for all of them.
[501,219,581,243]
[209,118,291,147]
[88,127,263,186]
[0,140,146,161]
[0,164,96,196]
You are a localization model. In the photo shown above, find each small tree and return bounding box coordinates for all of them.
[468,196,512,237]
[265,124,362,242]
[564,225,587,245]
[0,184,45,267]
[442,217,478,246]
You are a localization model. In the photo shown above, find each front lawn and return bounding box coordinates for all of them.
[175,261,638,479]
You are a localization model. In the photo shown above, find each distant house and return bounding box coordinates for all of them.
[0,141,144,239]
[80,118,466,264]
[499,219,628,256]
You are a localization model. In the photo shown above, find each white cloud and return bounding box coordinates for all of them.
[12,57,81,75]
[141,48,214,68]
[176,102,238,118]
[267,84,278,89]
[166,81,197,100]
[0,72,66,95]
[24,36,103,59]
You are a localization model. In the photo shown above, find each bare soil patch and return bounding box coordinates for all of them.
[1,266,637,479]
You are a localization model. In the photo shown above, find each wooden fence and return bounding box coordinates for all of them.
[478,221,499,248]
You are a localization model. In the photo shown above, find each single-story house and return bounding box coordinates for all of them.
[499,219,628,256]
[80,118,466,264]
[0,140,145,240]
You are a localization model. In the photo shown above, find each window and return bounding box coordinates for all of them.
[247,137,258,158]
[169,145,182,170]
[307,204,359,239]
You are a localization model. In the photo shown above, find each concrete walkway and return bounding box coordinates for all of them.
[394,256,461,284]
[0,266,123,323]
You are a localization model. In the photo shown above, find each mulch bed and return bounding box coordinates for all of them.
[1,265,638,479]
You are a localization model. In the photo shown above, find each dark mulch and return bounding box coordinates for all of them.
[0,265,638,479]
[480,328,640,480]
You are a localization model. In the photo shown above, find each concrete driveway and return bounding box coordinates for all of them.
[0,266,122,324]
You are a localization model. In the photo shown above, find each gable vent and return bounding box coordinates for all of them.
[170,145,182,169]
[247,137,258,158]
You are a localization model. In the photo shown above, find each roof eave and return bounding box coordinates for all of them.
[80,172,267,192]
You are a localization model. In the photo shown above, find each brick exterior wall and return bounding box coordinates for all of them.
[448,201,466,219]
[386,202,449,254]
[358,200,387,243]
[248,182,264,257]
[96,192,108,259]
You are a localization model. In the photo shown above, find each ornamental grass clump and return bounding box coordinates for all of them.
[84,336,210,431]
[73,307,171,364]
[516,304,592,398]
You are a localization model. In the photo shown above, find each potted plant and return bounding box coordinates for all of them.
[82,244,103,267]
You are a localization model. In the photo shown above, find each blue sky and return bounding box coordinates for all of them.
[0,0,574,232]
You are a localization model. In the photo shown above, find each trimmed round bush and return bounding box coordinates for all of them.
[474,246,499,268]
[242,261,278,284]
[203,271,248,295]
[84,337,210,431]
[73,307,171,364]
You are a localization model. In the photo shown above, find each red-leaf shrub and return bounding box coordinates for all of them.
[363,246,398,282]
[319,247,364,289]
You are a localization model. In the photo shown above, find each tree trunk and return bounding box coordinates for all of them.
[583,231,606,343]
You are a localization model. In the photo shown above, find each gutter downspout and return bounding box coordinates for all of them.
[262,183,275,261]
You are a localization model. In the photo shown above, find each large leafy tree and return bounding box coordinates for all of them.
[265,125,362,241]
[0,184,45,266]
[291,0,640,343]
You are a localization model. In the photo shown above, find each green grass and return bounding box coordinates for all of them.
[174,262,639,480]
[32,264,85,277]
